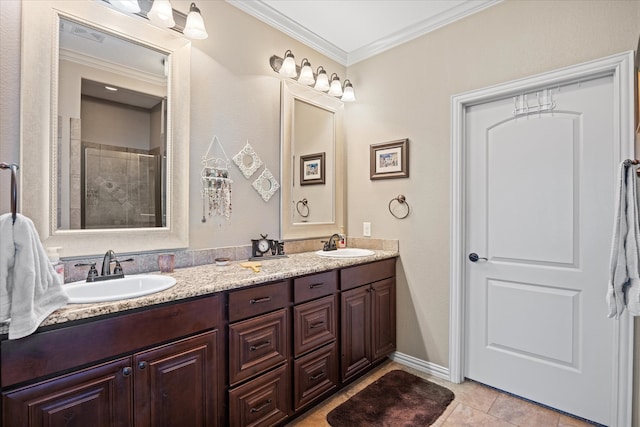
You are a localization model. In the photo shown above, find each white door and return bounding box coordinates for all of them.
[464,75,617,424]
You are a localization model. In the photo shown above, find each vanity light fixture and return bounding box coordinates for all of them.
[341,80,356,102]
[147,0,175,28]
[298,59,315,86]
[269,50,355,101]
[327,73,343,97]
[183,2,208,39]
[279,50,298,78]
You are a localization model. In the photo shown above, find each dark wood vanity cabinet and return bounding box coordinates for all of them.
[1,295,224,427]
[340,258,396,382]
[1,256,396,427]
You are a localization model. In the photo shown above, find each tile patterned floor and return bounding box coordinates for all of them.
[286,361,595,427]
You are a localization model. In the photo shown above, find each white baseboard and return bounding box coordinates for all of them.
[389,351,450,381]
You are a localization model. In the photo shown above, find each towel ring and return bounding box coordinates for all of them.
[389,195,410,219]
[0,162,19,224]
[296,198,310,218]
[623,159,640,177]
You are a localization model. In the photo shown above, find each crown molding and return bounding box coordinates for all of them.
[347,0,502,65]
[227,0,501,67]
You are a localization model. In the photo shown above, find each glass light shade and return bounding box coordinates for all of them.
[314,69,330,91]
[110,0,140,13]
[148,0,175,28]
[279,52,297,78]
[183,3,208,39]
[341,83,356,102]
[328,76,343,97]
[298,63,315,85]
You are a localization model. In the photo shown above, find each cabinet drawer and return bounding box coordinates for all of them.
[228,281,290,322]
[229,309,288,386]
[293,295,336,357]
[340,258,396,290]
[293,270,338,303]
[228,363,289,427]
[293,343,338,411]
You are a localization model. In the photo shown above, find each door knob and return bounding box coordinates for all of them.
[468,253,488,262]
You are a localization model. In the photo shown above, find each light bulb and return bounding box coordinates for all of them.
[298,59,315,85]
[183,3,208,39]
[341,80,356,102]
[328,73,343,97]
[314,67,329,92]
[109,0,140,13]
[279,50,297,78]
[148,0,175,28]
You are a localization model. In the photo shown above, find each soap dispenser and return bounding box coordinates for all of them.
[338,227,347,248]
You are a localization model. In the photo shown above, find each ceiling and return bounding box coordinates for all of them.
[227,0,501,66]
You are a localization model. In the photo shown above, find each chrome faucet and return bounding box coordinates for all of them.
[101,250,116,276]
[322,234,341,251]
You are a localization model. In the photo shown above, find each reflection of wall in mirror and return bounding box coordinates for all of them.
[292,99,334,224]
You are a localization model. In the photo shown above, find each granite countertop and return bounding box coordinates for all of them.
[0,250,398,336]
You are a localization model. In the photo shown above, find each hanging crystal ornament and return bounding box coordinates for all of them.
[201,136,233,221]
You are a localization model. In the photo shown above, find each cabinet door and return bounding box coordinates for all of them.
[133,331,219,427]
[371,278,396,361]
[340,285,371,381]
[2,357,133,427]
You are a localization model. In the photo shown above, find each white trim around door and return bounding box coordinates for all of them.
[449,51,636,427]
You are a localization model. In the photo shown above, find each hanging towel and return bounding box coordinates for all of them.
[606,161,640,318]
[0,213,68,339]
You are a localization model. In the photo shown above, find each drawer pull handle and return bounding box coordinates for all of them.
[250,296,272,304]
[249,341,271,351]
[309,282,324,289]
[250,399,272,413]
[310,371,325,381]
[310,321,325,329]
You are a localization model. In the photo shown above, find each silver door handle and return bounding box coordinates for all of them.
[469,253,488,262]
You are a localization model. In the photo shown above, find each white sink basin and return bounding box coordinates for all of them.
[65,274,177,304]
[315,248,375,258]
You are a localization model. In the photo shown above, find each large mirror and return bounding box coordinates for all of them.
[21,1,190,257]
[280,80,345,239]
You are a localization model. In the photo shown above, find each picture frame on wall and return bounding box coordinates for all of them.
[370,139,409,180]
[300,152,325,185]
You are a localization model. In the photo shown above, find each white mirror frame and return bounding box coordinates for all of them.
[280,80,345,240]
[20,0,190,257]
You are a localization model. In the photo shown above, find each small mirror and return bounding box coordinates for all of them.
[280,80,345,239]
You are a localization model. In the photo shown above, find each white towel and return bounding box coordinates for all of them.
[606,162,640,318]
[0,213,69,339]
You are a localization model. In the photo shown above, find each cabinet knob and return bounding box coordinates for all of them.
[122,367,132,377]
[138,361,148,370]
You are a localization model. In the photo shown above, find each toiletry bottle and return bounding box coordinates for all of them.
[338,227,347,248]
[47,246,65,284]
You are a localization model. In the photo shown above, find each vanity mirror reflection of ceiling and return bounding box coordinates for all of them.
[227,0,501,66]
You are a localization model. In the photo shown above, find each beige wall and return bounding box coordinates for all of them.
[1,0,639,422]
[344,0,639,423]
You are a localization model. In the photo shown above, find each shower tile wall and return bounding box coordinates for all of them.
[83,144,158,229]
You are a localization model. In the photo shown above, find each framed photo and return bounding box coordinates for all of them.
[370,139,409,180]
[300,152,325,185]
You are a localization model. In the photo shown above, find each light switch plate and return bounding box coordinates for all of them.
[363,222,371,237]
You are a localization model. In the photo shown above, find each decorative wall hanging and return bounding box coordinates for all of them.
[300,152,325,185]
[370,139,409,180]
[252,167,280,202]
[201,136,233,222]
[233,141,263,179]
